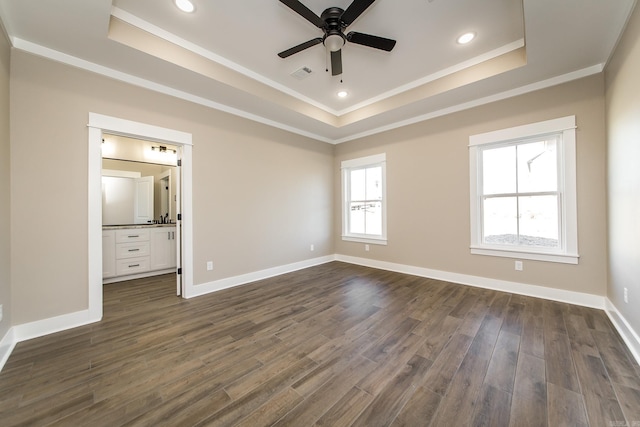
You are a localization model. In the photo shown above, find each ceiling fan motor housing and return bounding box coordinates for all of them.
[322,7,346,51]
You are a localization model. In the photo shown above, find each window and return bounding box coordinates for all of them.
[342,153,387,244]
[469,116,578,264]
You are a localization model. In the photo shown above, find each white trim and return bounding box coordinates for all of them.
[336,39,525,116]
[110,7,337,116]
[470,247,579,264]
[332,65,603,145]
[2,257,639,372]
[335,254,604,309]
[88,113,194,317]
[186,255,334,299]
[468,116,578,263]
[341,154,387,243]
[10,37,603,146]
[469,115,576,146]
[12,38,332,145]
[605,299,640,365]
[341,236,388,245]
[0,328,16,372]
[102,268,176,285]
[12,310,95,342]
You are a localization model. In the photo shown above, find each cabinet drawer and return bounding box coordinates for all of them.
[116,229,150,243]
[116,242,150,259]
[116,257,150,276]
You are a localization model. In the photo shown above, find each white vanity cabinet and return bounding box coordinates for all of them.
[102,226,176,283]
[150,227,177,271]
[102,230,116,278]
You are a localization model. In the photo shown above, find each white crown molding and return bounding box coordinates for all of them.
[11,38,333,144]
[335,39,526,116]
[110,7,338,116]
[11,37,604,145]
[333,63,604,144]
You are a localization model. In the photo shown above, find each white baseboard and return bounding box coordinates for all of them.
[186,255,335,298]
[0,327,17,372]
[336,254,605,309]
[604,299,640,365]
[12,309,99,343]
[3,255,637,374]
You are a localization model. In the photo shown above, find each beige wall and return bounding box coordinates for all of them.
[0,25,11,337]
[605,3,640,334]
[10,50,333,325]
[335,75,608,297]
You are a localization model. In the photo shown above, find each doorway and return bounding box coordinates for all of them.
[88,113,194,322]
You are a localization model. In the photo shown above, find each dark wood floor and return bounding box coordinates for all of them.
[1,262,639,426]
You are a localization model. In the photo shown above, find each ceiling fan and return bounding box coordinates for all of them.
[278,0,397,76]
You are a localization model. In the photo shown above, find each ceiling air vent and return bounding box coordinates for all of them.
[290,66,313,80]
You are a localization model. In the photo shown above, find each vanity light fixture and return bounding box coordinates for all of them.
[174,0,195,13]
[151,145,177,154]
[457,32,476,45]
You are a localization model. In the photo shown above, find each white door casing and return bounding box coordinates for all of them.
[88,113,193,322]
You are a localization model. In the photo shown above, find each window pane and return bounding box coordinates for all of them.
[517,139,558,193]
[350,169,366,201]
[482,145,516,195]
[365,201,382,235]
[349,202,366,234]
[483,197,518,245]
[518,195,559,247]
[365,166,382,200]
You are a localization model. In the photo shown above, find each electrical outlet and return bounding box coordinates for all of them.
[624,287,628,303]
[365,244,370,252]
[310,244,314,251]
[206,261,213,271]
[515,260,523,271]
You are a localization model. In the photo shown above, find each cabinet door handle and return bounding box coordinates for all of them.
[128,235,139,238]
[129,264,140,267]
[172,231,175,240]
[168,232,171,240]
[128,248,140,252]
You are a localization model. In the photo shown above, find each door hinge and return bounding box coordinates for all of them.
[177,213,182,220]
[177,159,182,167]
[177,268,182,275]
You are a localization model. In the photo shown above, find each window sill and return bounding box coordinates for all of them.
[342,236,388,245]
[470,246,579,264]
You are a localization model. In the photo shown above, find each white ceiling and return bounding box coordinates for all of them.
[0,0,636,143]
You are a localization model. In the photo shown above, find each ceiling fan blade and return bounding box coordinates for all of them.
[331,49,343,76]
[278,37,323,58]
[341,0,376,26]
[347,31,396,51]
[279,0,324,28]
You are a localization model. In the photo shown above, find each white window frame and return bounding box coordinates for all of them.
[469,116,579,264]
[341,153,387,245]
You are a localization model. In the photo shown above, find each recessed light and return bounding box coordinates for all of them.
[337,90,348,98]
[457,32,476,45]
[174,0,195,13]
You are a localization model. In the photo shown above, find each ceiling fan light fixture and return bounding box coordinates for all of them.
[324,34,345,52]
[174,0,195,13]
[457,32,476,45]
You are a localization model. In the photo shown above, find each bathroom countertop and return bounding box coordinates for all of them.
[102,223,176,230]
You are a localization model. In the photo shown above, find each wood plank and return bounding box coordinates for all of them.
[509,352,547,427]
[470,384,512,427]
[314,386,374,427]
[571,350,626,427]
[389,385,440,427]
[484,330,520,393]
[546,382,588,427]
[544,330,580,392]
